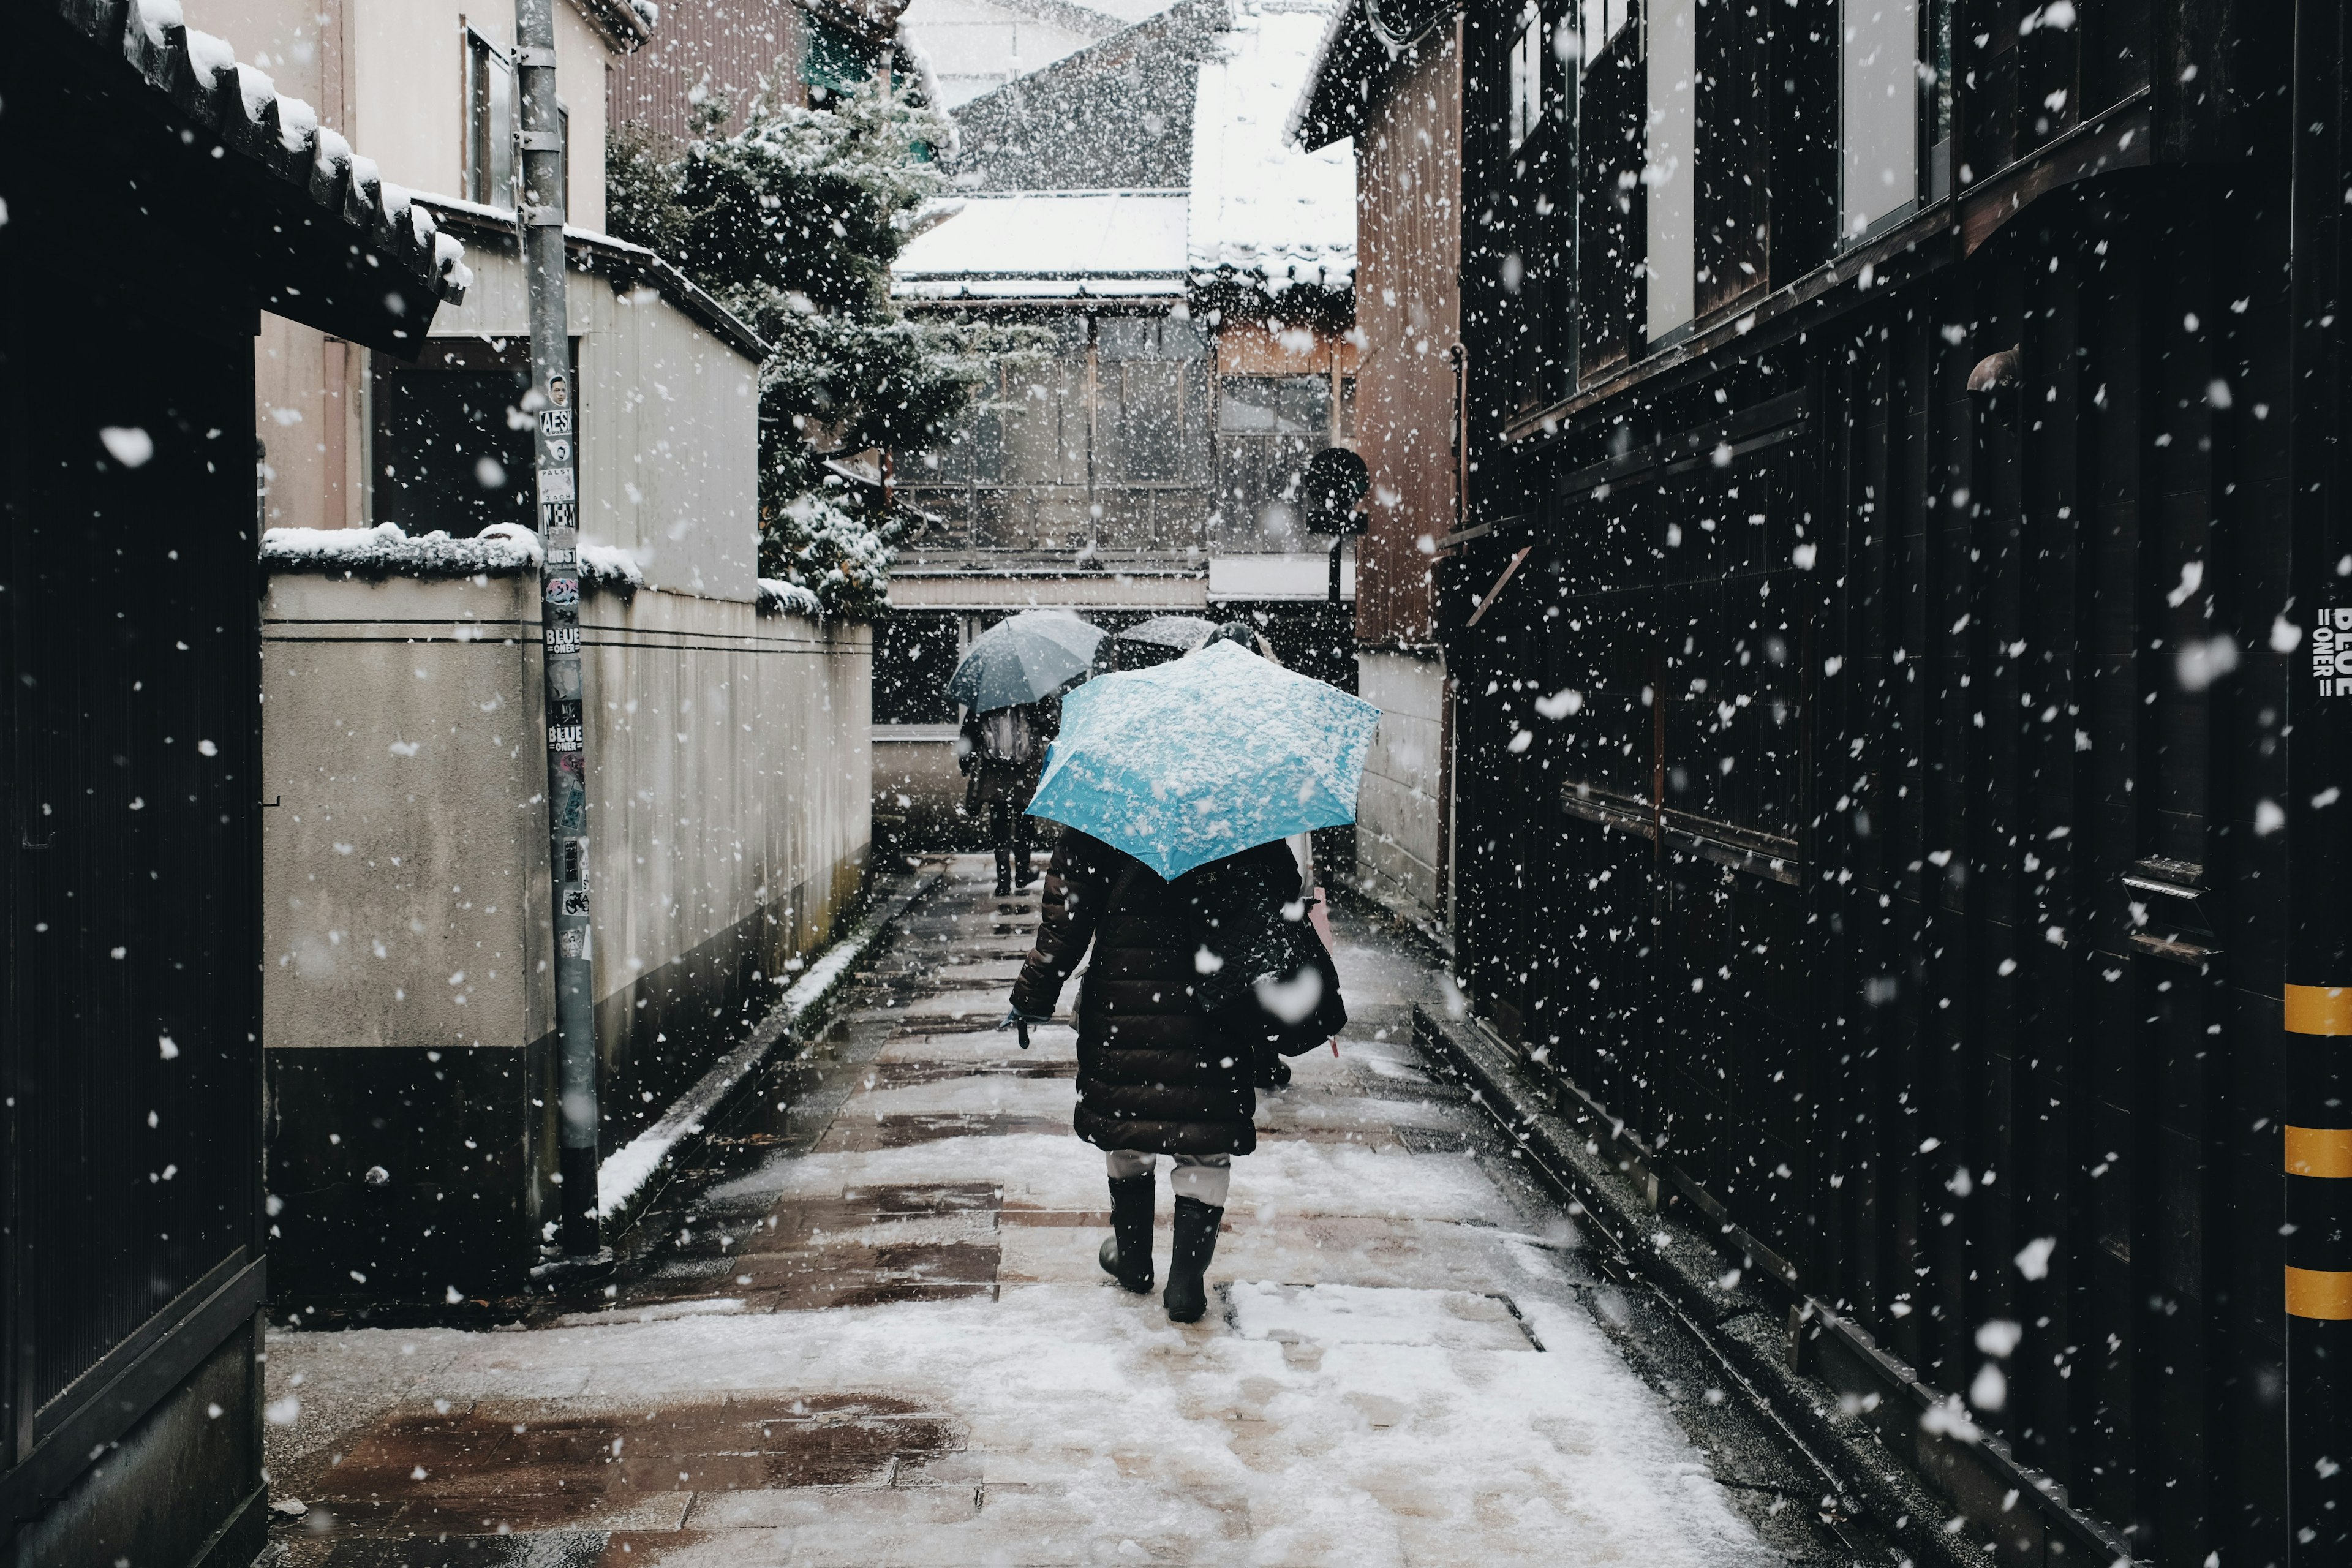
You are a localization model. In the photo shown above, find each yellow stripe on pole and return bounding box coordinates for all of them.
[2285,984,2352,1035]
[2286,1267,2352,1321]
[2286,1125,2352,1178]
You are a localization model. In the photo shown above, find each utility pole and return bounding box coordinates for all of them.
[2287,0,2351,1560]
[514,0,601,1260]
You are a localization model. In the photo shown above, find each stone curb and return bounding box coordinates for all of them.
[592,867,946,1248]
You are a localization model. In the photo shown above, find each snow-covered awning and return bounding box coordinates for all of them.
[46,0,471,312]
[892,190,1190,301]
[1187,0,1356,295]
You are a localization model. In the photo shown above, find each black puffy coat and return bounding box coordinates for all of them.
[1010,829,1301,1156]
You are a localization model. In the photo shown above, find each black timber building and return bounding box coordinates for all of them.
[1,2,464,1559]
[1299,0,2352,1564]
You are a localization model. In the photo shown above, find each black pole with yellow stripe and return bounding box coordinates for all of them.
[2288,1,2352,1560]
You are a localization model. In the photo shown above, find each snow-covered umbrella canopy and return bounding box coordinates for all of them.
[1025,641,1380,880]
[1115,614,1222,652]
[946,609,1105,714]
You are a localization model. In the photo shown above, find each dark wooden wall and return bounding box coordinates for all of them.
[1446,160,2300,1564]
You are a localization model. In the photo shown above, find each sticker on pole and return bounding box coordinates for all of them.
[545,576,579,606]
[537,469,576,503]
[546,622,580,654]
[2313,609,2352,696]
[561,888,591,918]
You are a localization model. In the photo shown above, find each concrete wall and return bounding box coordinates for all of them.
[262,572,870,1300]
[1354,646,1448,933]
[430,241,765,599]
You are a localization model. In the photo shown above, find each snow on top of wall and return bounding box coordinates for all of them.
[260,522,645,588]
[891,190,1190,298]
[1186,0,1355,292]
[759,578,826,616]
[56,0,470,305]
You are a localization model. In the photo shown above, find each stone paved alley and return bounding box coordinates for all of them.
[260,857,1851,1567]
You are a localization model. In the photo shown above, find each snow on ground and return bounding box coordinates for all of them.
[265,856,1781,1567]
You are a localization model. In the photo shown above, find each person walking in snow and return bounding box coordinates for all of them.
[1004,827,1306,1322]
[958,697,1055,895]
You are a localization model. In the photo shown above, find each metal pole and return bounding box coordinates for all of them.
[2286,0,2352,1558]
[513,0,600,1259]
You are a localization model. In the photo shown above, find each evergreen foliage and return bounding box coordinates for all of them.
[609,78,1047,618]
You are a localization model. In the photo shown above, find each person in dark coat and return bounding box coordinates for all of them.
[958,698,1057,895]
[1006,827,1303,1322]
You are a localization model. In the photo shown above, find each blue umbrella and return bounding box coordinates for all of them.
[1026,641,1381,879]
[946,609,1104,714]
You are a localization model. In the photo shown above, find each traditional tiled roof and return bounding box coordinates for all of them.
[47,0,472,306]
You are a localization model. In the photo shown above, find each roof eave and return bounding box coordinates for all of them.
[417,197,772,361]
[48,0,470,331]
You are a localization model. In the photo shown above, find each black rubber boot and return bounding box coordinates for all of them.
[1099,1173,1155,1293]
[993,849,1012,897]
[1163,1194,1223,1324]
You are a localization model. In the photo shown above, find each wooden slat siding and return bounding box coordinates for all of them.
[1765,0,1837,281]
[1353,28,1461,648]
[1574,31,1642,379]
[2142,197,2209,1551]
[1692,0,1765,321]
[2218,145,2294,1557]
[2044,203,2122,1496]
[1855,337,1898,1333]
[607,0,805,144]
[1815,342,1858,1315]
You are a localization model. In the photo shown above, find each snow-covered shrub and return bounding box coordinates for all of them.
[761,492,895,621]
[609,74,1051,613]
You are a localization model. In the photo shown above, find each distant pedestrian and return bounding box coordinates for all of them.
[958,698,1054,895]
[1005,829,1310,1322]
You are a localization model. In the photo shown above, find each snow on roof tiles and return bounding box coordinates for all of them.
[52,0,470,305]
[1186,0,1355,292]
[892,190,1190,299]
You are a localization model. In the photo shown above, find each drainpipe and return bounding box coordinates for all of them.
[514,0,602,1260]
[2286,0,2351,1558]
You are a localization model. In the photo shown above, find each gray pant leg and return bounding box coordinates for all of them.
[1170,1153,1231,1207]
[1104,1150,1232,1205]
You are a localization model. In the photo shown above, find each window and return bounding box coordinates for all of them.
[1577,0,1632,62]
[467,28,568,209]
[1216,375,1330,551]
[1509,5,1544,151]
[1840,0,1919,241]
[372,338,572,538]
[464,28,516,207]
[1645,0,1695,343]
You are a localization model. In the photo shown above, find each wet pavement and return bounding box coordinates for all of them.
[262,854,1847,1567]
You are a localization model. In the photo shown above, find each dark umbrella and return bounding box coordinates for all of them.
[1115,615,1221,652]
[946,609,1104,713]
[1109,614,1219,671]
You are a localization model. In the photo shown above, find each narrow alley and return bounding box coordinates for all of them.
[258,858,1845,1567]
